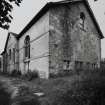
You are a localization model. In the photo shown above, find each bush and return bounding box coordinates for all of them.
[49,70,74,78]
[11,69,21,77]
[18,96,40,105]
[23,70,38,81]
[58,70,75,77]
[49,73,58,78]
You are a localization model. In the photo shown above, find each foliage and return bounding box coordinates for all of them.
[11,69,21,77]
[49,70,75,78]
[0,82,11,105]
[0,0,22,29]
[1,68,105,105]
[11,85,40,105]
[22,70,39,81]
[49,69,105,105]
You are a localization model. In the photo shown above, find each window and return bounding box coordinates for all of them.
[87,62,90,68]
[0,58,1,69]
[80,12,85,29]
[6,52,8,66]
[80,12,85,20]
[13,48,15,63]
[63,60,70,70]
[24,35,30,58]
[75,61,79,69]
[9,49,11,60]
[80,61,83,69]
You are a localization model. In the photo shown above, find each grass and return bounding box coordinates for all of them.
[1,68,105,105]
[0,82,11,105]
[31,69,105,105]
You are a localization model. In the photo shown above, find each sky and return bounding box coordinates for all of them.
[0,0,105,58]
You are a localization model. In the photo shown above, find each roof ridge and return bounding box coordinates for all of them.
[48,0,82,4]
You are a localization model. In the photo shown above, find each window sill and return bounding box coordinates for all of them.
[24,57,30,63]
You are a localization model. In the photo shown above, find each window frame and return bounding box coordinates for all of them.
[24,35,30,59]
[9,49,11,60]
[80,12,85,29]
[13,48,15,64]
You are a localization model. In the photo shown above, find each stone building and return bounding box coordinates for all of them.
[2,32,19,73]
[1,0,104,78]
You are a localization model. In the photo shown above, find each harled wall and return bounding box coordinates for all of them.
[18,12,49,78]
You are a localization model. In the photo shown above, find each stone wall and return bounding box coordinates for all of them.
[49,2,101,74]
[6,33,18,73]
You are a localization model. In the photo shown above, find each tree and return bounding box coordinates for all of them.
[0,0,22,30]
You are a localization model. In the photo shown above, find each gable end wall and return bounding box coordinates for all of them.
[49,2,101,74]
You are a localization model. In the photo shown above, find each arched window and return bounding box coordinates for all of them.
[24,35,30,58]
[9,49,11,60]
[80,12,85,29]
[80,12,85,21]
[13,48,15,64]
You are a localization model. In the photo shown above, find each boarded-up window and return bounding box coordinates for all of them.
[24,35,30,58]
[75,61,83,69]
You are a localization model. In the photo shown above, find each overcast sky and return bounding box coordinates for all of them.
[0,0,105,58]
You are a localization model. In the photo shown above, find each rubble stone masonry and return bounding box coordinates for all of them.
[49,2,101,74]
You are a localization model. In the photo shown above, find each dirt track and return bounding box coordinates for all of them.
[0,76,40,105]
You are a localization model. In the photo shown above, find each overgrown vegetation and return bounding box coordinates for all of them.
[0,82,11,105]
[49,70,75,78]
[0,68,105,105]
[0,69,39,80]
[11,85,40,105]
[11,69,21,77]
[21,70,39,81]
[47,69,105,105]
